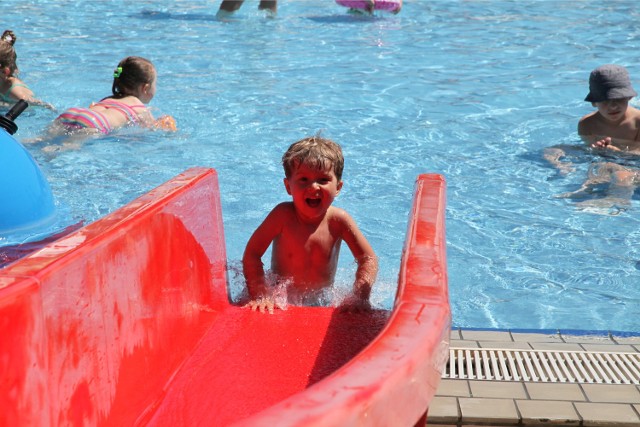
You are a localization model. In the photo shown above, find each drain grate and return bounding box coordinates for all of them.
[444,348,640,384]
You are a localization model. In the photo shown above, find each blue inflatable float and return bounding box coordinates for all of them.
[0,100,56,236]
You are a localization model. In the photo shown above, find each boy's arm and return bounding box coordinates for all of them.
[578,116,598,144]
[242,204,285,300]
[336,210,378,310]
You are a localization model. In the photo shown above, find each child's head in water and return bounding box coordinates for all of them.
[111,56,157,103]
[281,136,344,222]
[584,64,637,124]
[0,30,18,77]
[0,30,53,109]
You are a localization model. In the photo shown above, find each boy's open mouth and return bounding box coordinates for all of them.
[306,198,321,208]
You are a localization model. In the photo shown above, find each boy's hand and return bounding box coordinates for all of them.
[244,297,276,314]
[591,137,621,151]
[338,294,372,313]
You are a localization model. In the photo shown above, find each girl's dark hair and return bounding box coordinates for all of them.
[111,56,155,98]
[0,30,18,75]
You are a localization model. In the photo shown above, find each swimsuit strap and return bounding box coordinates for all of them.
[0,82,30,102]
[95,99,145,122]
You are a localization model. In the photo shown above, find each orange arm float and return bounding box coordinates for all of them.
[154,115,177,131]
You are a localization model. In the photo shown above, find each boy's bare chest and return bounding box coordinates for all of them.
[279,221,338,255]
[594,115,640,140]
[271,221,342,286]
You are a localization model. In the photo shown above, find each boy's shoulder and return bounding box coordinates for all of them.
[327,205,347,215]
[273,201,295,211]
[270,201,297,218]
[326,205,356,225]
[578,110,598,124]
[629,105,640,120]
[578,111,603,134]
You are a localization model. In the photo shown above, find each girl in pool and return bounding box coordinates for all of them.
[48,56,176,137]
[0,30,54,110]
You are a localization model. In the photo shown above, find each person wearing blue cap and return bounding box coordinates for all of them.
[578,64,640,151]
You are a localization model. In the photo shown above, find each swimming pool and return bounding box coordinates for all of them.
[3,0,640,332]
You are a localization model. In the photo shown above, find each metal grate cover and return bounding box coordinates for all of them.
[444,348,640,384]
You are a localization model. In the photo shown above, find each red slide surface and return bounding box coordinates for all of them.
[0,167,450,426]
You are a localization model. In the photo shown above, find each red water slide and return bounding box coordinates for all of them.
[0,167,450,426]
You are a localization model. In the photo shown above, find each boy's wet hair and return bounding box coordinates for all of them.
[112,56,155,98]
[282,135,344,180]
[0,30,18,75]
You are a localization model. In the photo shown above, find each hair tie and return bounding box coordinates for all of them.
[113,66,123,78]
[1,34,14,44]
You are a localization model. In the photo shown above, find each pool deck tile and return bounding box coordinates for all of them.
[580,343,637,352]
[574,402,640,425]
[515,399,581,425]
[478,340,531,350]
[452,340,481,349]
[525,382,585,401]
[428,329,640,426]
[458,330,512,342]
[510,332,563,343]
[580,384,640,404]
[468,381,527,399]
[459,397,520,425]
[437,379,471,397]
[614,336,640,345]
[527,341,583,351]
[428,396,460,424]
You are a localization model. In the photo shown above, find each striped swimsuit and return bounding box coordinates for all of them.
[56,99,145,134]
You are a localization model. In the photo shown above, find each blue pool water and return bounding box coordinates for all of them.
[3,1,640,332]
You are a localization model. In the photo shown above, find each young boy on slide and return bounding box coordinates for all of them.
[242,136,378,314]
